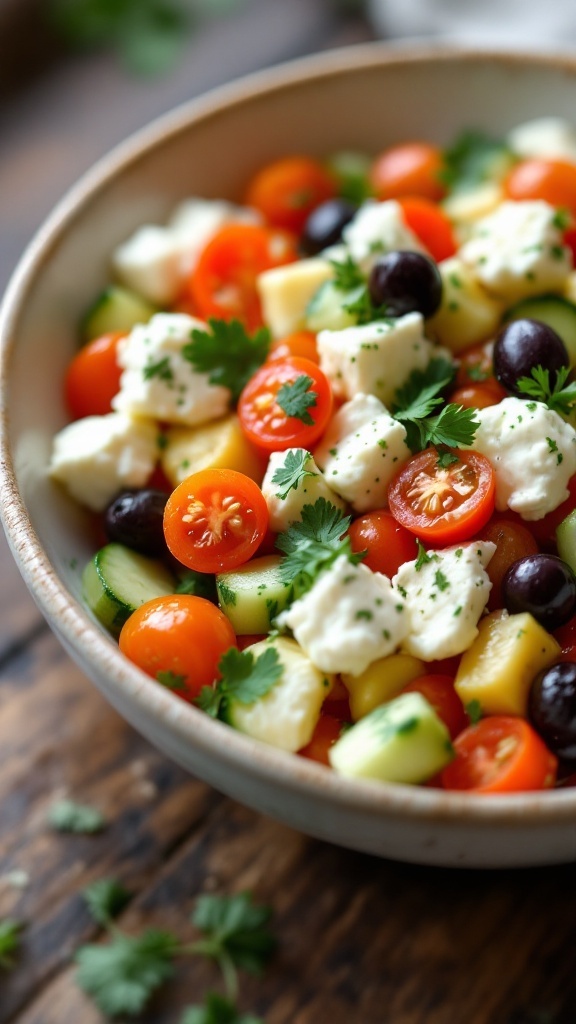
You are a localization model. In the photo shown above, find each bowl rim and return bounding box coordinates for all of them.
[2,40,576,828]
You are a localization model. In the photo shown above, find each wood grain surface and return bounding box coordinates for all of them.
[1,4,575,1022]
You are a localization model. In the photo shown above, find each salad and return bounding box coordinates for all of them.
[49,117,576,795]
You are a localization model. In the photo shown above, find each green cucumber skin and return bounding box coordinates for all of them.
[82,286,157,342]
[305,281,356,333]
[503,294,576,366]
[82,543,176,635]
[216,555,291,635]
[556,509,576,574]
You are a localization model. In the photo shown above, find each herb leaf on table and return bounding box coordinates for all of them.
[0,919,23,970]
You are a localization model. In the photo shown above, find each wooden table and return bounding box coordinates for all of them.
[1,5,575,1021]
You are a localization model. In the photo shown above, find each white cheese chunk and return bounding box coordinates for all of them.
[507,118,576,163]
[261,448,346,533]
[168,198,260,278]
[342,199,426,271]
[314,393,411,513]
[393,542,496,661]
[49,412,158,512]
[112,313,230,427]
[459,200,572,303]
[257,257,334,339]
[471,396,576,520]
[278,554,409,676]
[317,311,434,407]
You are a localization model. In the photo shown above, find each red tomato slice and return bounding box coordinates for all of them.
[398,196,457,262]
[64,331,124,420]
[387,448,496,545]
[298,714,345,766]
[186,223,297,331]
[441,716,558,793]
[238,356,333,452]
[348,509,417,577]
[244,156,336,233]
[401,674,467,740]
[163,468,269,574]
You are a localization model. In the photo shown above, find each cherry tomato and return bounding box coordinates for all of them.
[397,196,457,262]
[388,448,496,545]
[449,380,507,411]
[298,714,345,766]
[238,356,333,453]
[563,223,576,263]
[244,156,336,233]
[237,633,268,650]
[186,223,297,331]
[402,674,467,739]
[455,340,498,389]
[479,513,539,610]
[119,594,237,701]
[64,331,124,420]
[529,474,576,549]
[267,330,319,364]
[370,142,445,202]
[322,676,353,723]
[163,468,269,573]
[441,716,558,793]
[504,158,576,217]
[348,509,417,577]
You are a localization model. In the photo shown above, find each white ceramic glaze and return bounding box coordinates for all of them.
[2,45,576,868]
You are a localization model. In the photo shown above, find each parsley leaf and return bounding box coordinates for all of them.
[393,357,455,421]
[330,255,390,324]
[75,929,179,1016]
[392,358,477,451]
[183,318,270,403]
[466,699,483,725]
[272,448,317,500]
[0,919,23,970]
[83,878,132,926]
[276,374,317,425]
[421,403,479,450]
[437,449,460,468]
[276,497,363,596]
[157,669,187,691]
[440,130,515,194]
[190,892,275,998]
[414,540,436,571]
[182,993,264,1024]
[330,253,365,291]
[196,647,282,719]
[48,799,105,834]
[176,569,218,602]
[516,364,576,416]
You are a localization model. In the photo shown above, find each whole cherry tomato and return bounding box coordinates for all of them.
[370,142,446,202]
[64,332,124,420]
[348,509,417,577]
[504,158,576,217]
[244,156,336,233]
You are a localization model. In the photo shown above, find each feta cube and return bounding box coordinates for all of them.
[112,313,230,427]
[342,199,426,271]
[470,396,576,520]
[393,542,496,661]
[112,226,182,307]
[314,393,411,513]
[261,448,346,533]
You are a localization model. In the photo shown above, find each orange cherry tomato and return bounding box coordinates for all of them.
[388,448,496,545]
[479,513,539,610]
[298,714,345,766]
[504,158,576,217]
[267,330,319,365]
[402,674,467,740]
[348,509,417,577]
[238,356,333,453]
[186,223,297,331]
[370,142,445,202]
[163,468,269,574]
[64,331,124,420]
[397,196,457,262]
[441,716,558,793]
[244,156,336,234]
[449,380,507,411]
[119,594,237,701]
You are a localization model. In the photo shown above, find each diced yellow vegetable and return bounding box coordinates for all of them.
[342,653,426,721]
[161,414,264,487]
[442,182,504,240]
[454,610,561,717]
[426,257,503,353]
[257,258,334,339]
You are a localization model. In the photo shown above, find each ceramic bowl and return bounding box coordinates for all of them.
[2,44,576,868]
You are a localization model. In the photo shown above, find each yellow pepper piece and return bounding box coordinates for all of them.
[161,414,264,487]
[342,653,425,722]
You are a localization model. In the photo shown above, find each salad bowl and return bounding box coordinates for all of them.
[2,43,576,868]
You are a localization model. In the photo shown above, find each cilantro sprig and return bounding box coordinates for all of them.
[182,993,264,1024]
[184,318,270,403]
[516,364,576,416]
[48,799,105,834]
[0,919,23,970]
[330,254,391,325]
[276,374,318,425]
[392,358,478,452]
[276,497,364,597]
[196,646,282,719]
[271,449,317,500]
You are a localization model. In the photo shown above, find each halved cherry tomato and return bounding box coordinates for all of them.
[479,513,539,610]
[64,331,124,420]
[238,356,332,453]
[267,330,319,364]
[504,158,576,217]
[449,380,507,411]
[348,509,417,577]
[244,156,336,233]
[402,674,467,739]
[441,716,558,793]
[397,196,457,262]
[163,468,269,573]
[370,142,445,202]
[298,714,345,766]
[388,448,496,545]
[119,594,237,701]
[186,223,297,331]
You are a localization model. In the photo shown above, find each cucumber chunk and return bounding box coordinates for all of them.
[82,286,158,341]
[502,294,576,368]
[556,509,576,574]
[328,691,454,784]
[82,542,176,635]
[305,280,357,333]
[216,555,291,634]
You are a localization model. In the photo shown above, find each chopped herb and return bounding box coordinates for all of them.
[330,253,365,291]
[196,647,282,719]
[553,208,571,230]
[157,670,187,691]
[453,605,462,617]
[0,919,23,970]
[217,581,237,606]
[176,570,218,602]
[355,609,373,621]
[392,358,476,451]
[272,449,317,500]
[276,374,317,425]
[466,699,483,725]
[516,364,576,416]
[467,363,489,382]
[546,436,559,454]
[437,449,460,469]
[415,540,435,571]
[48,799,105,834]
[276,497,363,597]
[183,318,270,403]
[143,355,174,382]
[434,569,450,591]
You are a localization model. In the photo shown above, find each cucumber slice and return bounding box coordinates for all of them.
[556,509,576,574]
[328,691,454,784]
[82,542,176,635]
[216,555,292,634]
[502,294,576,367]
[305,280,357,333]
[82,286,158,342]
